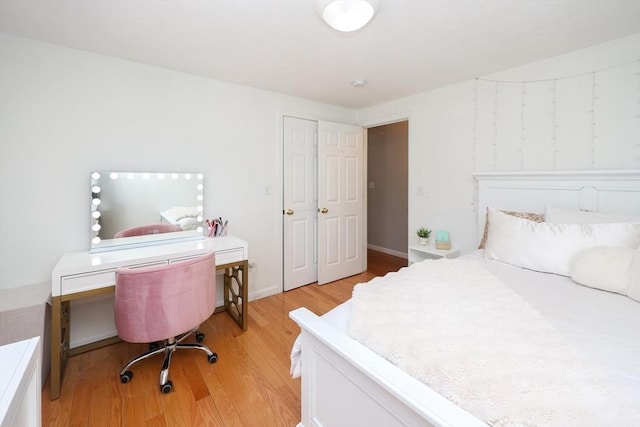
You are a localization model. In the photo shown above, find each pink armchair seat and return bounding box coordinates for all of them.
[115,252,217,393]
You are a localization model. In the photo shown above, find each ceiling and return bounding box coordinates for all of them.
[1,1,639,109]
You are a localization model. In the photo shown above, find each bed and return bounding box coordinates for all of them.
[289,170,640,427]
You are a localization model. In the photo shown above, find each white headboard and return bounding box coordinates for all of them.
[473,170,640,242]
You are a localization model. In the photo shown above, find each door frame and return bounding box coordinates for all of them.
[360,113,411,261]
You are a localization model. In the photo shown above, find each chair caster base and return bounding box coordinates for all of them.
[196,332,205,342]
[160,380,173,394]
[208,353,218,364]
[120,371,133,383]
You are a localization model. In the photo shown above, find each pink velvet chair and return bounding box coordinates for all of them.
[113,223,182,238]
[115,252,217,394]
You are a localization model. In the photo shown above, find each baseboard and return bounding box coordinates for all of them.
[249,285,281,302]
[367,244,407,259]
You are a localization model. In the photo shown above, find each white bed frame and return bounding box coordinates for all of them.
[290,170,640,427]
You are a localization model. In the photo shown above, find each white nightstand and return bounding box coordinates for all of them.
[408,243,460,264]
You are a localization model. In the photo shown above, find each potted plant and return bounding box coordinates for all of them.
[416,227,431,245]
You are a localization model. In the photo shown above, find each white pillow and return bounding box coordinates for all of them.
[570,246,639,302]
[177,216,198,230]
[545,206,640,224]
[484,207,640,276]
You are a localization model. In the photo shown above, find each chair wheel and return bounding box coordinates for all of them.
[208,353,218,364]
[160,380,173,394]
[120,371,133,383]
[149,341,162,351]
[195,332,205,342]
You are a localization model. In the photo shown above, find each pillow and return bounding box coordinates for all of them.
[177,217,198,230]
[478,208,544,249]
[483,207,640,276]
[570,246,639,302]
[545,206,640,224]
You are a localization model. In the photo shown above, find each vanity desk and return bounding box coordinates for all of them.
[49,235,248,400]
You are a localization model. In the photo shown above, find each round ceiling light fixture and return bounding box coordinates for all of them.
[322,0,376,32]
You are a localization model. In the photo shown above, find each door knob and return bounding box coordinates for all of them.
[285,209,294,215]
[319,207,328,214]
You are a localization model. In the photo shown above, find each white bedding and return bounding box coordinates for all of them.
[291,250,640,424]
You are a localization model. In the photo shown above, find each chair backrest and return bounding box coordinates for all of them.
[114,223,182,238]
[114,252,216,343]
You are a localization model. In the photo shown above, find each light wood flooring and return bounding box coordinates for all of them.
[41,249,407,427]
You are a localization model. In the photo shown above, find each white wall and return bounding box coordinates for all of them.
[358,34,640,254]
[0,33,357,298]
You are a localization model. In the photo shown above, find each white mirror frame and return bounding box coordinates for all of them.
[89,171,205,253]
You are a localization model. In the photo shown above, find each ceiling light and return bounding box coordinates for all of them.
[322,0,376,32]
[352,80,368,88]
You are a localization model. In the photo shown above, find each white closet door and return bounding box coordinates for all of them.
[317,121,365,285]
[283,117,318,291]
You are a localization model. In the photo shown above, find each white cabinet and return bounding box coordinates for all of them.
[0,337,41,427]
[408,244,460,264]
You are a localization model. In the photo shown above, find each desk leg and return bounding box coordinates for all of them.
[50,297,70,400]
[223,260,249,331]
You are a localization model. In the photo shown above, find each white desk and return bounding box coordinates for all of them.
[49,236,248,400]
[0,337,41,427]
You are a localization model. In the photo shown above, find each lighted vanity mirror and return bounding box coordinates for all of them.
[90,172,205,253]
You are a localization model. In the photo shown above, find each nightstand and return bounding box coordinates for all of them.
[408,243,460,264]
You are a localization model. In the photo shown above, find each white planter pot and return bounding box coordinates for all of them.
[418,237,428,246]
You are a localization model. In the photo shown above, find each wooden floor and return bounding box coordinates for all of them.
[42,250,407,427]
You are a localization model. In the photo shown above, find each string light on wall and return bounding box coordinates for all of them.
[552,79,558,169]
[637,60,640,165]
[591,71,597,169]
[493,80,499,171]
[473,58,640,171]
[471,78,479,212]
[472,78,479,172]
[520,81,526,171]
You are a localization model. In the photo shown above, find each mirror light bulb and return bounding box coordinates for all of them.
[91,185,101,193]
[92,198,101,206]
[197,184,204,191]
[197,205,203,211]
[92,211,101,219]
[185,174,192,180]
[127,173,135,180]
[91,172,101,180]
[171,173,179,180]
[92,224,101,231]
[110,173,118,180]
[157,173,165,180]
[92,237,101,244]
[197,195,203,201]
[197,174,204,180]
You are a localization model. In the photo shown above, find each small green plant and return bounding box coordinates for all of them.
[416,227,431,238]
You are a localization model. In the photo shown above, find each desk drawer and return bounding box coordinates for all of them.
[215,248,245,265]
[61,261,167,295]
[61,270,116,295]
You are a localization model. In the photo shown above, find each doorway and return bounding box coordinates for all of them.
[366,121,409,258]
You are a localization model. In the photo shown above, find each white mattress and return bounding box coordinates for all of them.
[321,250,640,402]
